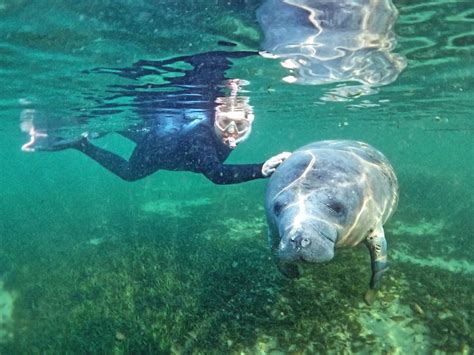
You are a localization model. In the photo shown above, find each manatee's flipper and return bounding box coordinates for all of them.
[364,224,388,304]
[277,261,300,279]
[364,289,377,305]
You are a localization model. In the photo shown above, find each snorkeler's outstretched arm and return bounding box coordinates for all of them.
[202,161,265,185]
[202,152,291,184]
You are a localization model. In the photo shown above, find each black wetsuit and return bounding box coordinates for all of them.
[77,51,264,184]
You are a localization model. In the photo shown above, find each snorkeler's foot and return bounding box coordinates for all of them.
[25,134,87,152]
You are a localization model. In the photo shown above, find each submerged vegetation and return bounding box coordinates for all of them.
[0,176,472,353]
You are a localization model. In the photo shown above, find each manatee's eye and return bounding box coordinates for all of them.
[326,202,345,215]
[273,201,284,216]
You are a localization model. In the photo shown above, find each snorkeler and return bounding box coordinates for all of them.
[22,51,290,184]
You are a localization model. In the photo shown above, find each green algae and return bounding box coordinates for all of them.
[1,186,472,353]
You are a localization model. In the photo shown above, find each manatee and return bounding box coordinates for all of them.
[265,140,398,303]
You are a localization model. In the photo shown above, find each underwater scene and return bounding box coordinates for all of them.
[0,0,473,353]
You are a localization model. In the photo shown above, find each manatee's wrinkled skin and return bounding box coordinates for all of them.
[265,140,398,300]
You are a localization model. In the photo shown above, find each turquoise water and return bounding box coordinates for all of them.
[1,1,473,353]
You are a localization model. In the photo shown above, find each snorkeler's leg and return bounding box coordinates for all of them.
[117,129,146,144]
[75,140,154,181]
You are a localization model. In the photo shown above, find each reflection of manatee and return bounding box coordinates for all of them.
[257,0,406,86]
[265,140,398,303]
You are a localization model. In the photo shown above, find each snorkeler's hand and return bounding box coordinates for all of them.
[262,152,291,177]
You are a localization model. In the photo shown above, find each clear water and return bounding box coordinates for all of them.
[0,0,473,353]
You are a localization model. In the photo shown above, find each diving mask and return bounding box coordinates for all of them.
[214,110,254,149]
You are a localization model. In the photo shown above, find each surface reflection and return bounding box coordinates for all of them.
[257,0,407,91]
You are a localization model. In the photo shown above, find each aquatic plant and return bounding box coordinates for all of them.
[0,187,472,353]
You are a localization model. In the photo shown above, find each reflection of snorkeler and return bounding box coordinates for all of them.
[22,51,290,184]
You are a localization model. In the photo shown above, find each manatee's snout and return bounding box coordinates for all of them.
[278,225,337,264]
[277,230,309,261]
[277,232,302,262]
[290,232,311,249]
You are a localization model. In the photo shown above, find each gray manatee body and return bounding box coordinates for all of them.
[265,140,398,301]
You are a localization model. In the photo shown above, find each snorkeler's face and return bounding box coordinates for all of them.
[214,111,253,148]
